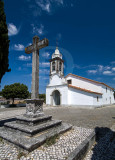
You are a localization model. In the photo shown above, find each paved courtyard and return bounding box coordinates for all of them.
[0,105,115,129]
[0,105,115,160]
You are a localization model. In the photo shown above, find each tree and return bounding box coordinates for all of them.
[39,94,46,103]
[0,0,10,83]
[2,83,29,104]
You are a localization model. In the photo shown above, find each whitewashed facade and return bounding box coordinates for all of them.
[46,48,115,108]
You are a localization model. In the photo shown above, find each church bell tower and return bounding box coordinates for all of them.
[49,47,64,77]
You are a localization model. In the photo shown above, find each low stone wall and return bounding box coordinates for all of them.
[0,104,26,108]
[67,131,95,160]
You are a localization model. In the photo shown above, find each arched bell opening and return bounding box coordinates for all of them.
[59,62,62,71]
[52,61,55,71]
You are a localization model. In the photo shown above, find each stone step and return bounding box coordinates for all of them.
[4,119,62,136]
[16,115,52,126]
[0,123,72,151]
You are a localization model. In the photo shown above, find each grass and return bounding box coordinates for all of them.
[45,134,59,147]
[0,137,4,144]
[17,152,26,159]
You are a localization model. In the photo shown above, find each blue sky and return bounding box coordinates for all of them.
[1,0,115,93]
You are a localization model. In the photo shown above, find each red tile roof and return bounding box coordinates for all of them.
[65,73,114,90]
[68,84,103,95]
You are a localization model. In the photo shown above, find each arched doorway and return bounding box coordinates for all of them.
[52,90,60,106]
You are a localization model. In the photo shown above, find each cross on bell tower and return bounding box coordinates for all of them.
[49,47,64,77]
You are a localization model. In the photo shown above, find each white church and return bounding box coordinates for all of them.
[46,47,115,108]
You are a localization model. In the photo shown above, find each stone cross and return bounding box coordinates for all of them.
[25,36,49,99]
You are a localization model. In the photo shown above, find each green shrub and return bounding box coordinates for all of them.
[17,152,26,159]
[45,134,59,146]
[0,137,4,144]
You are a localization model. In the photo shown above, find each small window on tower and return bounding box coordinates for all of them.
[59,62,62,71]
[52,62,55,71]
[67,79,72,84]
[106,87,107,93]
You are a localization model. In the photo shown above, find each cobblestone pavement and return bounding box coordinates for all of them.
[0,105,115,160]
[44,105,115,129]
[0,127,93,160]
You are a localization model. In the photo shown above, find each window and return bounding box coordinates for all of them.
[106,87,107,93]
[59,62,62,71]
[67,79,72,84]
[97,96,99,102]
[52,62,55,71]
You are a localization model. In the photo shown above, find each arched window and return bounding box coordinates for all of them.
[52,62,55,71]
[59,62,62,71]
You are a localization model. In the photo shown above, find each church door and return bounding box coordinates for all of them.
[52,90,60,106]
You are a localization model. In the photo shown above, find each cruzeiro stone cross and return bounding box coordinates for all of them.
[25,36,49,117]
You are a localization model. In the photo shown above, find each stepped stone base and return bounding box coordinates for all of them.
[0,113,72,151]
[0,122,72,152]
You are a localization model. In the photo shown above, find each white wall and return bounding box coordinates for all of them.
[46,85,68,105]
[66,75,102,93]
[93,94,102,106]
[101,85,115,105]
[49,74,66,86]
[68,87,94,106]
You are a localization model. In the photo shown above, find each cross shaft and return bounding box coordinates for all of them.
[25,36,49,99]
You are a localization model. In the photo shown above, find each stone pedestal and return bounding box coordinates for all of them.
[25,99,44,118]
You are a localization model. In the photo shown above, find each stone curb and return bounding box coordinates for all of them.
[67,130,95,160]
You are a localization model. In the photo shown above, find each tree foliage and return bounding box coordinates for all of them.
[0,0,10,83]
[39,94,46,103]
[2,83,29,103]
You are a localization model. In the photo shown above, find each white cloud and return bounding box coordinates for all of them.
[8,23,19,36]
[34,0,64,14]
[56,33,62,40]
[40,62,50,67]
[103,71,112,75]
[26,63,32,67]
[104,66,111,70]
[18,67,21,71]
[14,44,25,51]
[42,52,50,58]
[98,65,103,72]
[28,43,32,46]
[112,67,115,71]
[87,70,97,74]
[31,24,44,35]
[40,69,49,74]
[25,62,50,67]
[111,61,115,64]
[18,55,31,61]
[36,0,50,13]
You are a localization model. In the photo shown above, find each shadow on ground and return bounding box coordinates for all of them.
[90,127,115,160]
[0,118,16,127]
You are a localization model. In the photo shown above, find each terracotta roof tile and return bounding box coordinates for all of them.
[66,73,114,90]
[68,84,103,95]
